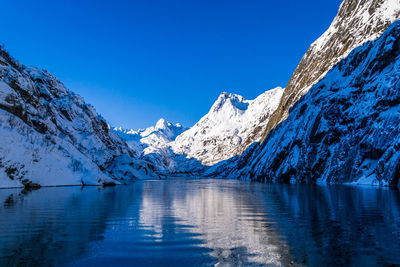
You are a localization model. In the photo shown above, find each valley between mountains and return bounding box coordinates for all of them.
[1,0,400,188]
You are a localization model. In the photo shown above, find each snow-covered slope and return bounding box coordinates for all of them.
[263,0,400,139]
[220,20,400,187]
[170,88,284,166]
[0,47,157,188]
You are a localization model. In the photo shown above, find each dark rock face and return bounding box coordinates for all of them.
[263,0,400,139]
[226,21,400,187]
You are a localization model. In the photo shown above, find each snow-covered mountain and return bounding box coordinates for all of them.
[3,0,398,187]
[115,88,283,173]
[114,118,186,155]
[170,88,284,166]
[0,47,157,188]
[114,119,188,172]
[263,0,400,139]
[218,20,400,187]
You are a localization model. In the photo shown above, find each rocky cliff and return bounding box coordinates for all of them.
[263,0,400,139]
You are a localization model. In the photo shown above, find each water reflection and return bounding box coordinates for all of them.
[0,186,139,267]
[137,180,292,266]
[0,180,399,266]
[265,185,400,266]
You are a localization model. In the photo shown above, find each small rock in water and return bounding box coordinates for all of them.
[102,181,117,187]
[22,179,41,190]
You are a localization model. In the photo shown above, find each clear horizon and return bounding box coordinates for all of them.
[2,0,342,129]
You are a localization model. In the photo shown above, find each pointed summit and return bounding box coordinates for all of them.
[211,92,249,113]
[155,118,168,130]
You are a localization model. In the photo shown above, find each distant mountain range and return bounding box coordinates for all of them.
[113,88,283,173]
[114,118,186,157]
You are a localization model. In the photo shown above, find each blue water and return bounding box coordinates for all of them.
[0,179,399,266]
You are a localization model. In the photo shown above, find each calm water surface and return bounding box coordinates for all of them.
[0,179,399,266]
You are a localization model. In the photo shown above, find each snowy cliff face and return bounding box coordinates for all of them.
[170,88,284,166]
[225,21,400,187]
[263,0,400,138]
[114,119,187,172]
[0,48,156,188]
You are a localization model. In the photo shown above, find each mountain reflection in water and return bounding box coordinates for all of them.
[0,179,399,266]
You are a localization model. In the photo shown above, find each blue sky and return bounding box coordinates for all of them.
[2,0,342,129]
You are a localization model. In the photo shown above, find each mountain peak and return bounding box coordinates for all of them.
[212,92,249,113]
[155,118,168,129]
[171,87,283,166]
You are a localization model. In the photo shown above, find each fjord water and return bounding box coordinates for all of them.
[0,180,399,266]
